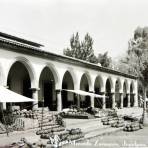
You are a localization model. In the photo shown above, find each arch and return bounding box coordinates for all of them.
[80,73,91,108]
[80,72,92,90]
[94,75,104,108]
[7,61,33,110]
[130,81,135,107]
[123,80,128,107]
[62,68,77,90]
[115,78,122,92]
[130,81,135,94]
[106,77,114,91]
[94,75,104,92]
[123,80,127,93]
[123,79,129,93]
[115,78,122,108]
[62,71,75,109]
[38,66,56,110]
[105,78,112,108]
[39,63,59,88]
[7,57,36,87]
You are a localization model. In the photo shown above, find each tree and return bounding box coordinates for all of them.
[97,52,112,68]
[64,32,113,67]
[63,32,98,63]
[119,26,148,125]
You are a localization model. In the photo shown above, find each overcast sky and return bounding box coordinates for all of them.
[0,0,148,59]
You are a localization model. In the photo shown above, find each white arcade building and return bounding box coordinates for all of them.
[0,32,138,111]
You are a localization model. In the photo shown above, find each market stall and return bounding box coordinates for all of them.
[60,89,107,118]
[0,86,36,135]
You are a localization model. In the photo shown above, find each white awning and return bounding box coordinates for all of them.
[62,89,106,98]
[0,86,36,102]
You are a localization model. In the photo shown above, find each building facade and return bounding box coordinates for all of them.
[0,32,138,111]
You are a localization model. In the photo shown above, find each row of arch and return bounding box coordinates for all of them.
[1,57,136,111]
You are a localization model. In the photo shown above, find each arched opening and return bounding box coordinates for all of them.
[7,61,32,110]
[62,71,74,109]
[105,79,112,108]
[115,80,121,108]
[94,76,103,108]
[130,83,134,107]
[123,82,128,107]
[39,67,56,110]
[80,74,90,108]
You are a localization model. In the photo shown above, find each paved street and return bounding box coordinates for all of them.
[65,127,148,148]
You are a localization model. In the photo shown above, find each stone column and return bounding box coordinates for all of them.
[101,92,106,109]
[3,86,10,110]
[127,93,130,107]
[31,88,40,110]
[2,85,7,110]
[133,94,137,107]
[111,92,115,109]
[120,93,123,109]
[89,91,94,108]
[56,89,62,112]
[77,94,80,108]
[2,103,6,110]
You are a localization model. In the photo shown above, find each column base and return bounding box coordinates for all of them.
[120,106,123,109]
[102,106,105,110]
[32,102,38,110]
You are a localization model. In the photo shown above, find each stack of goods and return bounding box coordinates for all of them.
[108,110,117,117]
[101,116,117,125]
[66,128,84,141]
[34,108,55,128]
[60,109,92,119]
[36,110,84,146]
[95,109,117,118]
[124,115,139,122]
[46,128,84,145]
[39,127,84,142]
[94,110,107,118]
[12,118,25,131]
[123,121,143,132]
[35,109,64,135]
[101,115,125,128]
[111,116,125,128]
[36,113,66,138]
[13,109,37,119]
[10,108,55,131]
[23,110,36,119]
[37,124,65,136]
